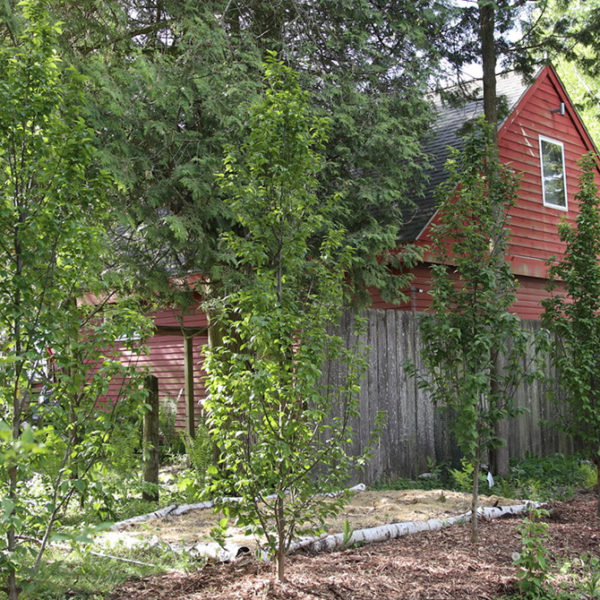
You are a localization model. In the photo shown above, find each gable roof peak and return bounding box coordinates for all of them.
[400,64,587,242]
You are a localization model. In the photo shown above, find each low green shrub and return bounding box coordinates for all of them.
[373,457,452,491]
[158,395,186,461]
[504,551,600,600]
[513,507,552,598]
[449,457,492,495]
[376,454,595,503]
[183,420,214,481]
[498,453,596,502]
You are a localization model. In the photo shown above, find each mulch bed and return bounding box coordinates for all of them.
[110,492,599,600]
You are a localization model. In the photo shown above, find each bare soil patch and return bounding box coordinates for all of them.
[109,492,600,599]
[124,489,519,546]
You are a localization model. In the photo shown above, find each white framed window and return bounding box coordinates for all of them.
[539,136,568,210]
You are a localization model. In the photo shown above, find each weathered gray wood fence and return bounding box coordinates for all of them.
[326,309,574,485]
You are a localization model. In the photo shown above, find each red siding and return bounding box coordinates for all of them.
[372,264,562,321]
[404,66,600,320]
[375,265,573,323]
[105,303,209,430]
[116,333,208,430]
[370,264,435,313]
[498,68,598,274]
[152,306,207,328]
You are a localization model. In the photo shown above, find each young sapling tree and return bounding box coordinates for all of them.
[0,3,151,597]
[542,152,600,515]
[204,54,367,581]
[412,122,543,543]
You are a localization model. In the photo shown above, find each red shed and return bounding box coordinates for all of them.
[102,299,208,433]
[372,64,600,320]
[112,65,600,443]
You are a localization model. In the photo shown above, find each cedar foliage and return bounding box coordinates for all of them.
[26,0,451,306]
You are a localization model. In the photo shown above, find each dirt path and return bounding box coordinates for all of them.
[110,492,600,600]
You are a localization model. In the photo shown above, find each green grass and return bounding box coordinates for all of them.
[59,459,204,530]
[17,541,200,600]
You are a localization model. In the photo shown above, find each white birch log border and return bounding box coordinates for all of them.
[92,499,541,564]
[46,504,541,568]
[287,501,541,555]
[110,484,367,531]
[180,501,542,563]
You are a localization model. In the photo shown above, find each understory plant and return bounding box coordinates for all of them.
[204,55,368,582]
[497,454,597,502]
[514,507,552,599]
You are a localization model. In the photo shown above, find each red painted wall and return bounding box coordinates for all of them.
[371,264,562,321]
[105,303,208,430]
[392,66,600,320]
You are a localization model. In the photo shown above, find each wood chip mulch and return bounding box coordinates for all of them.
[110,492,600,600]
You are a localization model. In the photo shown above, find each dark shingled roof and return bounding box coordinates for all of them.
[400,70,532,241]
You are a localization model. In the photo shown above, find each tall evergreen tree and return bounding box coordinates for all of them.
[5,1,457,307]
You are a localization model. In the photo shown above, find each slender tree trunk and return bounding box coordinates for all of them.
[480,2,511,477]
[206,304,226,467]
[8,196,24,600]
[7,465,18,600]
[276,541,286,583]
[491,349,510,476]
[471,450,481,544]
[67,327,84,507]
[595,456,600,517]
[184,335,195,439]
[479,1,497,136]
[276,496,286,582]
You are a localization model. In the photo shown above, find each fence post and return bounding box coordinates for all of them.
[143,374,160,502]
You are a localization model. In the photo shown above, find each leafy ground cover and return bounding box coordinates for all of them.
[376,453,596,502]
[109,491,600,600]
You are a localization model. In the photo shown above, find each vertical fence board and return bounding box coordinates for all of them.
[335,309,576,484]
[395,312,411,478]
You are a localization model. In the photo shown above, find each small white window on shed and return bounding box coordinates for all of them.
[539,136,567,210]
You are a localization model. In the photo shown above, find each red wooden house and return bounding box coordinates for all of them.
[117,64,600,446]
[109,305,208,432]
[371,64,600,319]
